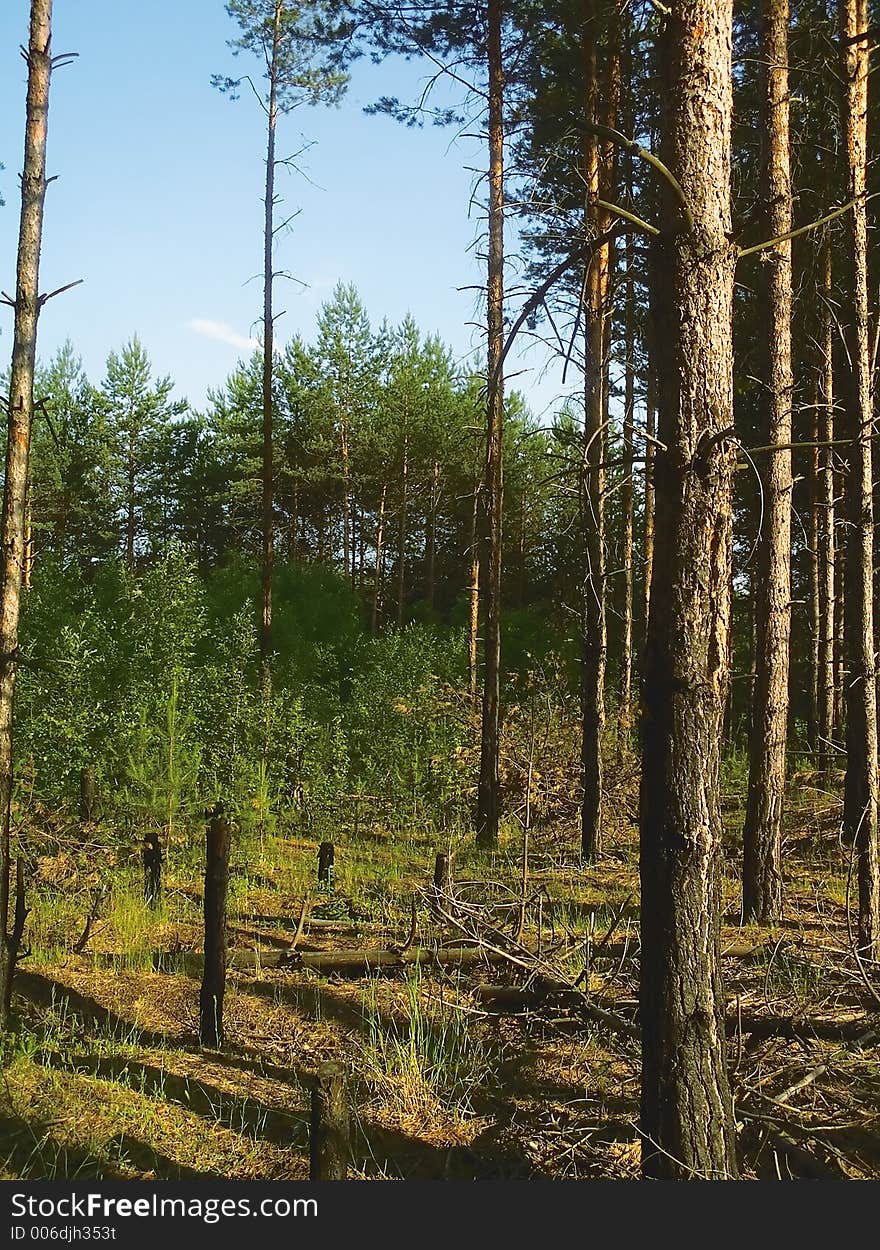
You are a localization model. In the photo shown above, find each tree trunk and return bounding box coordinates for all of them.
[815,233,835,777]
[639,0,739,1179]
[396,426,408,627]
[618,194,635,747]
[643,382,656,634]
[126,452,136,572]
[341,419,351,582]
[468,486,481,704]
[476,0,504,849]
[199,807,231,1048]
[309,1063,350,1180]
[579,0,613,862]
[259,1,282,679]
[371,481,387,633]
[840,0,879,958]
[808,380,820,754]
[0,0,53,1031]
[426,459,439,610]
[742,0,793,925]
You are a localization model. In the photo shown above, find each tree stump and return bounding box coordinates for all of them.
[143,830,162,906]
[433,851,451,895]
[309,1061,350,1180]
[317,841,334,888]
[199,805,231,1047]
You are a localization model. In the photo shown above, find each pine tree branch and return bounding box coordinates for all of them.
[578,121,694,232]
[596,198,660,237]
[737,195,875,259]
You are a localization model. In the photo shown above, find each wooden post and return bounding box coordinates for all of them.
[79,766,96,824]
[199,804,231,1048]
[433,852,450,895]
[317,841,334,888]
[309,1061,350,1180]
[3,857,28,1016]
[142,829,162,906]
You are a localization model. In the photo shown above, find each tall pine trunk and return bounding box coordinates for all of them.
[815,232,835,778]
[260,1,282,679]
[840,0,879,957]
[618,199,635,746]
[0,0,53,1027]
[742,0,793,924]
[639,0,739,1179]
[476,0,504,848]
[468,485,481,703]
[579,0,613,861]
[371,481,387,633]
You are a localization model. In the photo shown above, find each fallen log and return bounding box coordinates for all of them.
[727,1011,880,1047]
[473,980,638,1040]
[278,946,508,976]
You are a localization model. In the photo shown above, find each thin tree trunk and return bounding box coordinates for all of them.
[816,233,835,776]
[468,486,481,703]
[742,0,793,925]
[639,0,739,1179]
[341,419,351,582]
[126,452,136,571]
[23,492,32,590]
[396,426,408,626]
[426,459,439,611]
[476,0,504,849]
[619,203,635,746]
[0,0,53,1029]
[259,1,282,678]
[372,481,387,633]
[808,384,820,754]
[579,0,613,862]
[643,381,656,634]
[840,0,879,957]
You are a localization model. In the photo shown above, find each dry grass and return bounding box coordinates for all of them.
[2,764,879,1181]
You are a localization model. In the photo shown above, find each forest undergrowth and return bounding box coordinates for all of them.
[2,723,878,1181]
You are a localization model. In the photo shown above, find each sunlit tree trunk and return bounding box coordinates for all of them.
[468,485,481,703]
[396,424,408,627]
[815,232,835,778]
[476,0,504,848]
[639,0,739,1179]
[742,0,793,924]
[840,0,879,957]
[579,0,613,862]
[618,196,635,747]
[260,1,282,680]
[0,0,54,1027]
[371,481,387,633]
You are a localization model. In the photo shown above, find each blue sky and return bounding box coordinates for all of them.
[0,0,566,421]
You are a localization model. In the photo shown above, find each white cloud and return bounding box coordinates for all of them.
[186,319,258,352]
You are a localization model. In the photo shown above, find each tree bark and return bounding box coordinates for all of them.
[468,485,481,703]
[371,481,387,633]
[476,0,504,849]
[839,0,879,958]
[199,807,231,1047]
[815,233,835,778]
[396,425,408,627]
[742,0,793,925]
[259,0,282,679]
[0,0,53,1031]
[579,0,614,861]
[309,1062,350,1180]
[639,0,739,1179]
[426,459,439,610]
[618,188,635,747]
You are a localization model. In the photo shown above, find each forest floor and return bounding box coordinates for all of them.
[2,755,879,1181]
